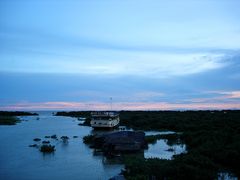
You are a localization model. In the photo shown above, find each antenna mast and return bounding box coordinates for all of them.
[110,97,112,111]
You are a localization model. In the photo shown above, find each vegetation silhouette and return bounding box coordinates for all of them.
[0,116,20,125]
[0,111,38,125]
[0,111,38,116]
[56,110,240,179]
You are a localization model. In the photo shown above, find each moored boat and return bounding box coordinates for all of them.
[90,111,120,129]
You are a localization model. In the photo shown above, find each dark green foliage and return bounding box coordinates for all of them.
[55,110,240,178]
[120,110,240,179]
[40,145,55,153]
[83,135,95,144]
[55,111,91,117]
[29,144,38,147]
[80,117,91,126]
[123,155,217,180]
[60,136,69,143]
[60,136,69,139]
[0,111,37,125]
[55,111,91,125]
[119,110,239,131]
[0,111,38,116]
[145,133,182,145]
[51,134,57,139]
[144,135,159,144]
[0,116,20,125]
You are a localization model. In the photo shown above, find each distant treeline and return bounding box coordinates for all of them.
[55,110,240,130]
[0,116,20,125]
[119,110,240,131]
[55,110,240,179]
[0,111,38,125]
[55,111,91,118]
[0,111,38,116]
[55,111,91,125]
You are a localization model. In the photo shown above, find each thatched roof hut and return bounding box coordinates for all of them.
[94,131,146,153]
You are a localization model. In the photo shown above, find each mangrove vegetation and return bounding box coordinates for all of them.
[0,111,38,125]
[0,116,20,125]
[0,111,38,116]
[56,110,240,179]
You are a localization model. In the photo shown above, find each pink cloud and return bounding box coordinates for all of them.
[1,101,240,111]
[189,90,240,103]
[206,90,240,98]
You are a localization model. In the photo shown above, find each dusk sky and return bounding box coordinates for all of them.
[1,0,240,110]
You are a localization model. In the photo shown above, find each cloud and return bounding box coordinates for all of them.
[65,90,165,102]
[131,92,165,101]
[0,50,228,78]
[1,26,238,77]
[1,25,239,54]
[187,90,240,103]
[207,90,240,99]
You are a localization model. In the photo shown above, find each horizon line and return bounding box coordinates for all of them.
[1,101,240,111]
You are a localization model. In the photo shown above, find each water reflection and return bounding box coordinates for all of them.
[1,112,187,180]
[87,129,186,161]
[145,139,186,159]
[0,112,123,180]
[42,152,55,159]
[218,172,238,180]
[144,131,176,136]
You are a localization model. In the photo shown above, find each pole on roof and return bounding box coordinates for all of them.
[110,97,112,111]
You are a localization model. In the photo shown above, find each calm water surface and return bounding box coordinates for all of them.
[0,112,185,180]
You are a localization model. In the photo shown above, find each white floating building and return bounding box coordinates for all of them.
[90,111,120,129]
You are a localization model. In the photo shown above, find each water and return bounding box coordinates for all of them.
[0,112,186,180]
[218,172,238,180]
[145,139,186,159]
[0,112,122,180]
[144,131,176,136]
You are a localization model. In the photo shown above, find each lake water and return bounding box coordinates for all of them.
[0,112,185,180]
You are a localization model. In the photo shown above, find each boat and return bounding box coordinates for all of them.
[90,111,120,129]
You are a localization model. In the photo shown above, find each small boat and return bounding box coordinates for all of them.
[90,111,120,129]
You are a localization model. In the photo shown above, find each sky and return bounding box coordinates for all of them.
[0,0,240,111]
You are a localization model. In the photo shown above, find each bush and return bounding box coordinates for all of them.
[40,145,55,153]
[0,116,20,125]
[83,135,95,144]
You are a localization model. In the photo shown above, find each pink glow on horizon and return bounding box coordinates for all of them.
[1,101,240,111]
[206,90,240,99]
[188,90,240,103]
